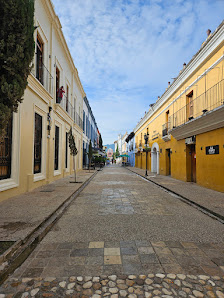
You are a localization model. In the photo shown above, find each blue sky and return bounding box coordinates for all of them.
[51,0,224,144]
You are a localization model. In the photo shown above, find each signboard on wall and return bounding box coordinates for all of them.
[206,145,219,155]
[185,136,196,145]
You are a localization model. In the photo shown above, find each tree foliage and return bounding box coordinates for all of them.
[68,128,78,156]
[0,0,35,133]
[99,133,103,149]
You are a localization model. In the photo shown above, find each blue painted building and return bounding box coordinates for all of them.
[125,132,135,167]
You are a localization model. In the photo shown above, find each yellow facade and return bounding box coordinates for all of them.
[0,0,85,202]
[135,22,224,192]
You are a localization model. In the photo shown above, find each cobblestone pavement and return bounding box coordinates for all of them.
[1,165,224,297]
[1,273,224,297]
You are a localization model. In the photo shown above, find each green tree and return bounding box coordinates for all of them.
[115,145,120,158]
[99,133,103,149]
[0,0,35,133]
[68,128,78,182]
[87,140,93,171]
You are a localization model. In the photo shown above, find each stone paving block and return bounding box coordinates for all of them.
[104,248,120,256]
[156,254,177,264]
[70,249,89,257]
[21,267,44,278]
[137,246,154,254]
[27,258,50,268]
[170,248,190,256]
[135,240,150,247]
[89,241,104,248]
[35,251,54,258]
[57,242,73,249]
[88,248,104,256]
[103,265,123,275]
[120,241,136,248]
[84,265,103,275]
[104,256,122,265]
[72,242,89,249]
[186,248,207,257]
[53,249,71,257]
[48,257,70,266]
[85,256,104,266]
[104,241,120,248]
[123,264,143,274]
[121,247,138,255]
[202,265,224,276]
[140,254,159,264]
[151,241,167,248]
[69,256,86,265]
[162,263,184,274]
[165,241,184,248]
[122,255,141,265]
[181,242,198,248]
[153,247,173,255]
[181,265,206,275]
[142,263,165,273]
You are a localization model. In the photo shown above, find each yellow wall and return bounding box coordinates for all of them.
[134,33,224,192]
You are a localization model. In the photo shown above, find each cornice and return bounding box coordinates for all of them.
[135,21,224,133]
[28,75,52,104]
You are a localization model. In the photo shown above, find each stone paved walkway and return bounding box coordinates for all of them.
[0,165,224,297]
[126,167,224,219]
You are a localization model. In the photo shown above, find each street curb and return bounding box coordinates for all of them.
[126,167,224,224]
[0,170,99,285]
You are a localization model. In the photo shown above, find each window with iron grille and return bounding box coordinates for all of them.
[34,113,42,174]
[0,115,13,180]
[55,126,59,170]
[65,132,68,169]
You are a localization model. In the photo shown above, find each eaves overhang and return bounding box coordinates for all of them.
[169,105,224,140]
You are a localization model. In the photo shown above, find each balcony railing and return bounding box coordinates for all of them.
[169,79,224,130]
[31,60,53,95]
[162,122,170,137]
[75,112,83,129]
[58,96,74,119]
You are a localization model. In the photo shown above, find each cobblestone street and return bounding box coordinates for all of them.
[1,165,224,297]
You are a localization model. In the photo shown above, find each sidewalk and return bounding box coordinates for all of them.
[0,170,97,242]
[127,166,224,220]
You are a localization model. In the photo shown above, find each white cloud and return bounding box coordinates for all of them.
[51,0,224,144]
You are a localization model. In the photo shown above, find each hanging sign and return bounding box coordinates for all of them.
[185,136,196,145]
[206,145,219,155]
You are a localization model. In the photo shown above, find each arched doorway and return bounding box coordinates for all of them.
[151,142,159,174]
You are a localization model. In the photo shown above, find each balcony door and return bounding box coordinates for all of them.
[56,67,60,103]
[36,34,44,84]
[187,90,193,120]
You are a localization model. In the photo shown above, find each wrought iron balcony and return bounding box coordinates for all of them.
[75,112,83,129]
[169,79,224,140]
[31,60,53,95]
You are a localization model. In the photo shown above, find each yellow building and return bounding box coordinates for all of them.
[135,22,224,192]
[0,0,86,202]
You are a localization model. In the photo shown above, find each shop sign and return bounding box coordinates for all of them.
[185,136,196,145]
[206,145,219,155]
[152,132,159,140]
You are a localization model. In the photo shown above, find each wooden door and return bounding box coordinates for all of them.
[191,145,196,182]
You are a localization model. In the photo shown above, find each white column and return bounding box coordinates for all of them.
[157,151,159,174]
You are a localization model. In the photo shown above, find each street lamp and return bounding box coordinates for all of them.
[144,133,149,176]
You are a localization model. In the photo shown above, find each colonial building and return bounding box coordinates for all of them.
[135,22,224,192]
[125,132,135,167]
[83,96,99,168]
[0,0,98,201]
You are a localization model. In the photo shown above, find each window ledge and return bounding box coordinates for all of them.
[54,170,61,177]
[34,173,46,182]
[0,179,18,192]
